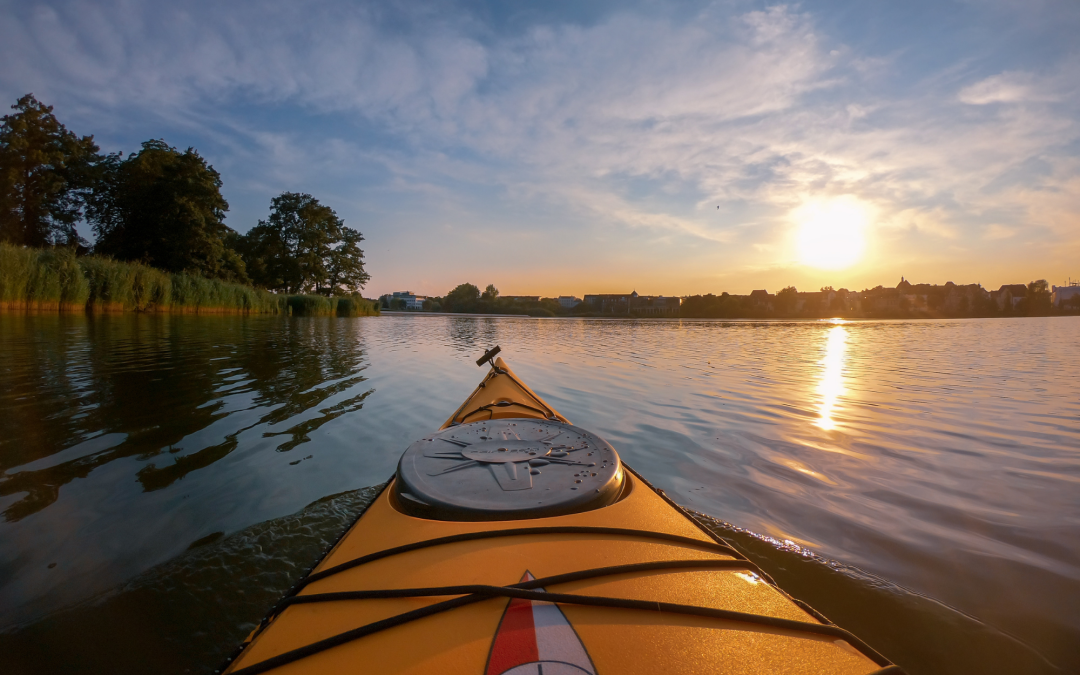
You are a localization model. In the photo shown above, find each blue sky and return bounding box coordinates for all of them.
[2,0,1078,296]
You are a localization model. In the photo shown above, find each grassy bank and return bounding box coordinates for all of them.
[0,244,379,316]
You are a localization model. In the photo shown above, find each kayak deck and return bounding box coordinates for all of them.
[223,356,896,675]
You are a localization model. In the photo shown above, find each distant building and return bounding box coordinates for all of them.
[1052,283,1080,308]
[391,291,427,310]
[860,285,899,312]
[993,284,1027,310]
[941,282,989,313]
[558,296,582,309]
[634,295,681,315]
[584,292,635,314]
[747,290,773,312]
[583,291,680,315]
[789,290,834,313]
[836,289,861,312]
[896,277,929,311]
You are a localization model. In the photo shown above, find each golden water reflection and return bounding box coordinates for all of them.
[817,324,847,431]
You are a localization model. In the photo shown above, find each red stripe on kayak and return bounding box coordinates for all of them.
[485,572,540,675]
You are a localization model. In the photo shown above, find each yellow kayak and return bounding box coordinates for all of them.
[223,348,901,675]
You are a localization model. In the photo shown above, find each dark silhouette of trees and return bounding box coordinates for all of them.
[775,286,798,313]
[443,282,481,312]
[239,192,369,295]
[1025,279,1051,315]
[0,95,375,295]
[681,292,741,318]
[89,140,247,281]
[0,94,100,247]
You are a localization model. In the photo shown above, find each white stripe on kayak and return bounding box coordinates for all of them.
[531,589,597,674]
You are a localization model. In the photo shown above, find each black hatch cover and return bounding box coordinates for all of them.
[393,419,624,521]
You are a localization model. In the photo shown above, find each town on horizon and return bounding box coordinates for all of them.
[380,278,1080,319]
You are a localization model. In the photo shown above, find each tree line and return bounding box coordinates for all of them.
[383,283,564,316]
[0,94,369,296]
[391,280,1067,319]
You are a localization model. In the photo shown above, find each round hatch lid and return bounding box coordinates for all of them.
[393,419,624,521]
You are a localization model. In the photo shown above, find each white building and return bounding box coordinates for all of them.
[392,291,427,310]
[1052,284,1080,308]
[558,296,582,308]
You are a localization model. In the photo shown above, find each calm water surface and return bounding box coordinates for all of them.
[0,314,1077,674]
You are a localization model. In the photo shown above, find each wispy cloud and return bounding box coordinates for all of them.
[1,0,1077,293]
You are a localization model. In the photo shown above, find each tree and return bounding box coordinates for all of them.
[89,140,246,280]
[444,283,480,312]
[0,94,100,247]
[240,192,368,295]
[1026,279,1051,315]
[326,226,370,295]
[775,286,798,314]
[482,284,499,302]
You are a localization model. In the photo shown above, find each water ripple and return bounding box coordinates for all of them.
[0,313,1077,674]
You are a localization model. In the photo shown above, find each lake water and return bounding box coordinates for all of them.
[0,313,1077,674]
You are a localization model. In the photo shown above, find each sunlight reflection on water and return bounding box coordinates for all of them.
[816,323,847,431]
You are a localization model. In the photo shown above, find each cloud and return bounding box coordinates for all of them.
[1,0,1078,292]
[960,71,1041,105]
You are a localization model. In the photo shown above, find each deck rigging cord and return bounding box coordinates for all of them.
[225,526,898,675]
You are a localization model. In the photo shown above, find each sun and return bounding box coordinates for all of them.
[793,196,870,270]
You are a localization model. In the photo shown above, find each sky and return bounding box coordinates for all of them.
[2,0,1078,297]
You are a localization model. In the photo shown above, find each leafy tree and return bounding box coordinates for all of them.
[240,192,368,295]
[89,140,246,281]
[775,286,798,314]
[482,283,499,302]
[326,226,370,295]
[1026,279,1051,315]
[444,283,480,312]
[0,94,100,247]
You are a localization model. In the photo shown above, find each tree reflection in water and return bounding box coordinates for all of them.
[0,314,372,520]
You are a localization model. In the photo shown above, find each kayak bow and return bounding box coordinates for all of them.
[223,351,900,675]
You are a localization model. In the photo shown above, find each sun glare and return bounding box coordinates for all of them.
[794,196,870,270]
[816,324,847,431]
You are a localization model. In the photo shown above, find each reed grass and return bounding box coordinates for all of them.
[80,256,173,311]
[287,294,335,316]
[0,244,90,311]
[0,243,375,316]
[337,294,380,317]
[171,274,288,314]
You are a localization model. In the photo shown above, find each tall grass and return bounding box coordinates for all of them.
[1,243,379,316]
[286,294,378,316]
[337,294,380,317]
[80,256,172,311]
[0,245,90,311]
[169,273,285,313]
[287,294,335,316]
